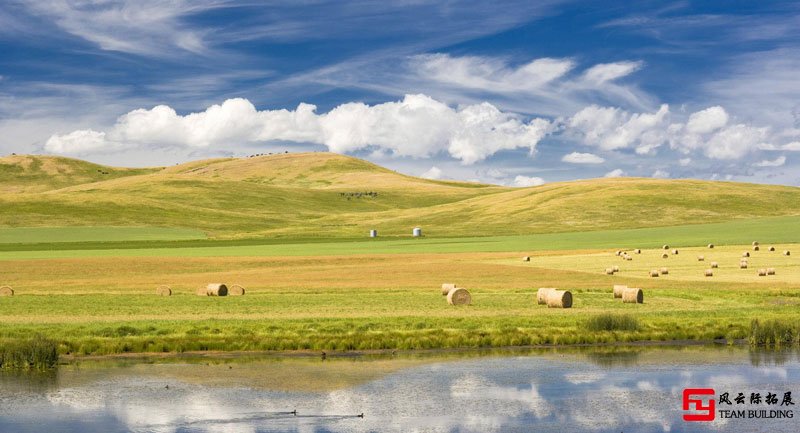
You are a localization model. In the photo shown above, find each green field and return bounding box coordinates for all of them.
[1,153,799,358]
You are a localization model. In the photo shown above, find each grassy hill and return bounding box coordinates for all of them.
[1,152,799,240]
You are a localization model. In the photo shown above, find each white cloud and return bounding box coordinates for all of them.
[512,175,545,187]
[678,157,692,166]
[421,166,443,179]
[781,141,800,151]
[754,155,786,167]
[566,104,669,151]
[702,124,768,159]
[652,169,670,178]
[604,168,625,178]
[561,152,605,164]
[686,106,728,134]
[45,95,552,165]
[581,61,643,84]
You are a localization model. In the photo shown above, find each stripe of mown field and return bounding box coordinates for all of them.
[0,215,798,260]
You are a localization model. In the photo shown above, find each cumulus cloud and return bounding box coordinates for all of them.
[686,106,728,134]
[651,169,670,178]
[679,158,692,166]
[754,155,786,167]
[566,104,669,152]
[561,152,605,164]
[512,175,545,187]
[421,166,443,179]
[604,168,625,178]
[45,95,552,165]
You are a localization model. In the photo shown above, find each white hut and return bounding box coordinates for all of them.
[412,227,422,237]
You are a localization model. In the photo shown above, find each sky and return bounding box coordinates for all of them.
[1,0,800,186]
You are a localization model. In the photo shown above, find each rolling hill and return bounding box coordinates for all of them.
[1,152,799,240]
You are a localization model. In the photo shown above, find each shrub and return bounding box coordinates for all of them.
[584,314,640,332]
[0,335,59,370]
[749,319,799,347]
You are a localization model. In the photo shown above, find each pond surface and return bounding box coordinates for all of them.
[1,346,799,432]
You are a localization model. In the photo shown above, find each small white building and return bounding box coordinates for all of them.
[412,227,422,237]
[369,229,377,238]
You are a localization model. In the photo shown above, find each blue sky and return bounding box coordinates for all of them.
[1,1,799,186]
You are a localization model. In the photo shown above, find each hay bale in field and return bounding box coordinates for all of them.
[612,265,620,272]
[758,269,767,277]
[625,256,633,261]
[634,249,641,254]
[711,262,719,268]
[522,256,530,262]
[704,269,713,277]
[784,250,791,256]
[205,283,228,296]
[661,253,669,259]
[441,283,457,296]
[613,284,627,299]
[769,246,775,252]
[672,249,679,255]
[767,268,776,275]
[447,287,471,306]
[752,241,759,246]
[660,267,669,275]
[708,244,714,249]
[662,245,669,250]
[739,261,748,269]
[0,285,13,296]
[229,284,246,296]
[537,287,557,305]
[742,252,750,258]
[753,245,760,251]
[156,285,172,296]
[615,250,622,256]
[546,290,572,308]
[649,270,659,277]
[605,268,615,275]
[698,255,705,261]
[622,287,643,304]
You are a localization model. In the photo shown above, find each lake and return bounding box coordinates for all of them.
[1,345,798,432]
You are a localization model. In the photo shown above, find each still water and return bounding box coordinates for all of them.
[1,346,799,433]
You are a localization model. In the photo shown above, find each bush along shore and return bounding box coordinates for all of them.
[0,335,59,370]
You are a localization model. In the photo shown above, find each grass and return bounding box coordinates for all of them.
[2,153,800,239]
[584,314,640,332]
[0,226,207,244]
[0,335,59,370]
[749,319,800,347]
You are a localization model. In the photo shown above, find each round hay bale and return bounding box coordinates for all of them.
[615,250,622,256]
[753,245,760,251]
[546,290,572,308]
[768,246,775,252]
[742,252,750,258]
[662,245,669,250]
[206,283,228,296]
[784,250,791,256]
[704,269,713,277]
[156,285,172,296]
[660,267,669,275]
[767,268,776,275]
[613,284,627,299]
[697,255,705,261]
[622,287,643,304]
[447,287,471,306]
[441,283,457,296]
[612,265,620,272]
[605,268,615,275]
[708,244,714,249]
[757,269,767,277]
[711,262,719,268]
[661,253,669,259]
[625,256,633,261]
[649,270,659,277]
[537,288,556,305]
[752,241,759,246]
[0,285,13,296]
[672,249,679,255]
[229,284,246,296]
[522,256,530,262]
[739,262,748,269]
[634,249,641,254]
